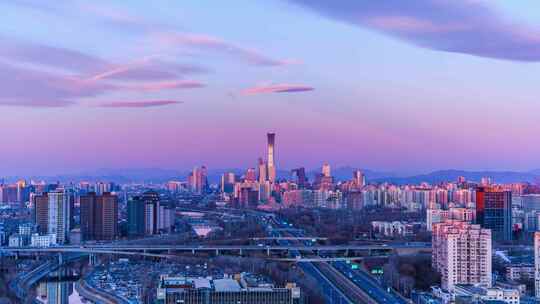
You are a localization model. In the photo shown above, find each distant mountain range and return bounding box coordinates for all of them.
[3,168,540,185]
[370,169,540,185]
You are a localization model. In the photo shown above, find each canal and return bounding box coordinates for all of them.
[33,266,88,304]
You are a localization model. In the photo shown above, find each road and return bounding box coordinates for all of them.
[0,243,430,254]
[269,218,353,303]
[332,261,408,304]
[271,216,410,304]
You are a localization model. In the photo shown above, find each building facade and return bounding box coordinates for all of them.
[476,187,512,242]
[432,220,492,291]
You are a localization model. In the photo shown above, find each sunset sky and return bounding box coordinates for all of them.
[2,1,540,175]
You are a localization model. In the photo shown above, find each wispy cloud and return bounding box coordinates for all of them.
[0,62,113,107]
[0,36,207,107]
[121,80,204,92]
[287,0,540,62]
[156,33,300,67]
[0,36,109,72]
[242,84,314,95]
[97,100,183,108]
[87,59,209,82]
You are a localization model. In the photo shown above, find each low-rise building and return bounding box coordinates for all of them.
[505,264,534,281]
[453,285,519,304]
[31,233,56,247]
[8,234,24,247]
[157,273,301,304]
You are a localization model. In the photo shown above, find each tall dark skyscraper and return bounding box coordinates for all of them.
[80,192,97,241]
[80,192,118,241]
[267,133,276,183]
[33,193,49,234]
[476,186,512,242]
[97,193,118,240]
[127,196,145,237]
[291,168,307,189]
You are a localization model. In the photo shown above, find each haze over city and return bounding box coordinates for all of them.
[4,2,540,304]
[2,1,540,175]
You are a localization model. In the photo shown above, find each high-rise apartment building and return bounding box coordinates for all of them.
[143,190,160,235]
[81,192,118,241]
[535,232,540,298]
[97,192,118,240]
[128,196,145,237]
[258,157,267,184]
[476,187,512,242]
[127,190,165,236]
[33,193,49,234]
[267,133,276,183]
[221,172,236,193]
[47,189,70,244]
[80,193,97,240]
[426,207,476,231]
[432,220,492,291]
[189,166,208,194]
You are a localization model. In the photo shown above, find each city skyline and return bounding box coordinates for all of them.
[2,1,540,174]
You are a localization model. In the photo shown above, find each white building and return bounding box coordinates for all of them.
[506,264,534,281]
[432,220,492,291]
[453,285,519,304]
[427,207,475,231]
[31,233,56,247]
[48,189,70,244]
[8,234,24,247]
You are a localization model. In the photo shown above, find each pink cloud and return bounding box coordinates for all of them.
[0,62,115,107]
[97,100,183,108]
[366,16,468,34]
[156,33,300,67]
[122,80,204,92]
[242,84,314,95]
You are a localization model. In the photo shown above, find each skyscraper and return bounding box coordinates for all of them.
[33,193,49,234]
[189,166,208,194]
[535,232,540,298]
[245,168,256,183]
[258,157,267,184]
[128,196,145,237]
[221,172,236,193]
[432,220,492,291]
[476,186,512,242]
[267,133,276,183]
[291,168,307,189]
[322,163,331,177]
[80,192,97,241]
[97,192,118,240]
[48,189,70,244]
[353,170,365,188]
[142,190,160,235]
[82,192,118,241]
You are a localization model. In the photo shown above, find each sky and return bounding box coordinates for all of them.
[2,0,540,175]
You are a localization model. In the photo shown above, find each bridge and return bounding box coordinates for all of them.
[0,243,430,255]
[271,256,388,262]
[250,236,328,241]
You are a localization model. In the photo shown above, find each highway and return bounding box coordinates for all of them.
[269,218,353,304]
[269,216,411,304]
[0,243,429,254]
[332,261,407,304]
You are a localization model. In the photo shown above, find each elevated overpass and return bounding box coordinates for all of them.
[0,243,430,255]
